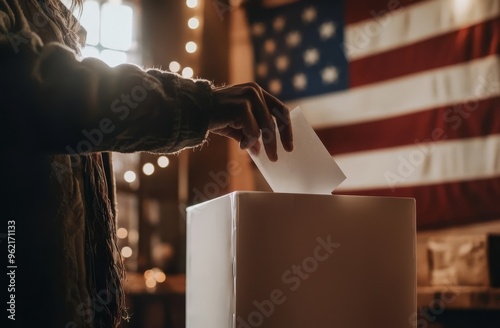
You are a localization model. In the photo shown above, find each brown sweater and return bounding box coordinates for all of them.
[0,1,213,326]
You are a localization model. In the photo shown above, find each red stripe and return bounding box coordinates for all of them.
[345,0,427,25]
[316,97,500,155]
[349,18,500,87]
[334,177,500,229]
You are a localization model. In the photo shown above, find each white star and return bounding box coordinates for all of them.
[319,21,336,40]
[273,16,286,32]
[303,48,320,66]
[264,39,276,54]
[302,7,317,23]
[269,79,282,94]
[252,23,265,36]
[321,66,339,84]
[293,73,307,91]
[286,31,302,48]
[275,55,289,72]
[256,63,268,77]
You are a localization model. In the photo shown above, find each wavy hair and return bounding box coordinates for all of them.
[39,0,84,51]
[33,2,128,326]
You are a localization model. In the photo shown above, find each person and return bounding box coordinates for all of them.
[0,0,293,327]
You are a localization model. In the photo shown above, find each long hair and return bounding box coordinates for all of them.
[39,0,84,51]
[36,1,128,326]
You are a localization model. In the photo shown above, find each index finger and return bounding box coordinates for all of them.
[262,90,293,152]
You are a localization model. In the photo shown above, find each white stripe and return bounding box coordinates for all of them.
[288,55,500,129]
[334,134,500,191]
[345,0,500,61]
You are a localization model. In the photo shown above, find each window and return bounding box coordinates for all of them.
[65,0,141,67]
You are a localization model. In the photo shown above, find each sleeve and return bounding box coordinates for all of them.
[0,1,213,154]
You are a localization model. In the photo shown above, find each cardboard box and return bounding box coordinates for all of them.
[186,192,416,328]
[427,234,500,287]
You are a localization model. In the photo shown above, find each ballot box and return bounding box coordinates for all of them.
[186,191,416,328]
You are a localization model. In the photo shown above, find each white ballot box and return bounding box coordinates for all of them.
[186,192,416,328]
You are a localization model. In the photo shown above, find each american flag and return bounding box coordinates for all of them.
[245,0,500,229]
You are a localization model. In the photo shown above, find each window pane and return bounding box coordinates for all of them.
[60,0,72,10]
[80,1,100,46]
[101,49,128,67]
[81,46,100,59]
[101,3,134,51]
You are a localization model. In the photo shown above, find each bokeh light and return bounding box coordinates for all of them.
[142,163,155,176]
[124,171,136,183]
[169,61,181,73]
[186,41,197,53]
[158,156,170,168]
[188,17,200,29]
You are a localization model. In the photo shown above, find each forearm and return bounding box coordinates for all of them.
[0,0,212,154]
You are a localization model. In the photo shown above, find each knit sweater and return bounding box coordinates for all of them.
[0,1,213,326]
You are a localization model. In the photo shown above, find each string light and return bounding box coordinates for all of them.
[185,41,197,53]
[188,17,199,29]
[158,156,170,168]
[182,67,194,78]
[142,163,155,176]
[184,1,200,80]
[144,270,154,280]
[154,271,167,283]
[121,246,133,258]
[124,171,136,183]
[144,267,166,289]
[186,0,198,8]
[117,228,128,239]
[169,61,181,73]
[145,278,157,288]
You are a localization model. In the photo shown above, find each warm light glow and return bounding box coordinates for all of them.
[80,1,100,46]
[453,0,473,20]
[158,156,170,168]
[144,269,154,280]
[169,61,181,73]
[128,230,139,244]
[121,246,133,258]
[186,0,198,8]
[101,3,134,51]
[81,46,100,59]
[145,278,157,288]
[100,49,128,67]
[117,228,128,239]
[124,171,136,183]
[154,271,167,283]
[142,163,155,176]
[182,67,194,78]
[230,0,243,7]
[188,17,200,29]
[185,41,197,53]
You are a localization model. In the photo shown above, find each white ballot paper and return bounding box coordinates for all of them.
[248,107,346,194]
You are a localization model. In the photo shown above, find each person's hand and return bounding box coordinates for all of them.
[209,82,293,162]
